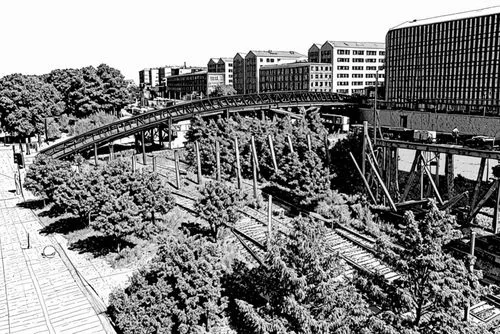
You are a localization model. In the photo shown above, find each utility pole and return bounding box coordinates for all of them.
[373,69,379,145]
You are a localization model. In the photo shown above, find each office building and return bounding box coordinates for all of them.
[259,62,332,93]
[311,41,385,95]
[208,57,234,86]
[385,6,500,113]
[166,71,225,99]
[233,52,247,94]
[234,50,307,94]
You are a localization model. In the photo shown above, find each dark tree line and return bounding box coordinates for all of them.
[0,64,135,139]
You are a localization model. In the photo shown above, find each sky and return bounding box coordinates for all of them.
[1,0,499,83]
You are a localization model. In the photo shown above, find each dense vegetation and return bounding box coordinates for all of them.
[0,64,135,140]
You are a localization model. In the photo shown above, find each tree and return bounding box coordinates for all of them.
[228,216,396,334]
[210,85,237,97]
[195,181,245,240]
[24,154,73,201]
[108,235,230,333]
[356,204,488,333]
[271,150,330,208]
[96,63,133,115]
[329,131,365,194]
[0,74,64,138]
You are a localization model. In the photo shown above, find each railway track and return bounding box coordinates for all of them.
[147,155,401,280]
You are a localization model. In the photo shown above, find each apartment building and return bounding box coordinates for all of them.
[259,62,332,93]
[308,44,321,62]
[217,58,233,86]
[236,50,307,94]
[310,41,385,95]
[233,53,247,94]
[207,58,219,73]
[385,6,500,113]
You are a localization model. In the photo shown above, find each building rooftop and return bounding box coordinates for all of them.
[218,57,233,62]
[208,58,220,64]
[168,71,209,79]
[390,6,500,30]
[309,43,322,50]
[248,50,307,58]
[323,41,385,49]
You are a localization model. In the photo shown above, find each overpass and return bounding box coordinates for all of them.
[41,91,354,160]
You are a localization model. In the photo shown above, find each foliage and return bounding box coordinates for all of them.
[356,203,488,333]
[45,118,62,140]
[210,84,237,97]
[108,235,230,334]
[0,73,64,138]
[227,216,397,333]
[329,131,365,194]
[68,111,117,136]
[24,154,73,201]
[271,150,330,208]
[195,181,245,240]
[45,64,133,118]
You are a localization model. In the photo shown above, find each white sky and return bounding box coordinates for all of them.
[1,0,499,83]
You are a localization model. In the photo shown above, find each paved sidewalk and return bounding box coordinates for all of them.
[0,147,117,334]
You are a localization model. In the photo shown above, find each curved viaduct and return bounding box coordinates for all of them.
[41,91,353,160]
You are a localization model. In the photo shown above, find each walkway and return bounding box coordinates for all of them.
[0,146,115,334]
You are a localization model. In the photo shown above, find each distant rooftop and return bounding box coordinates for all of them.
[218,57,233,62]
[248,50,307,58]
[261,61,326,70]
[323,41,385,49]
[390,6,500,30]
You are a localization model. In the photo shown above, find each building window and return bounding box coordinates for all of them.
[352,74,363,78]
[337,73,349,78]
[337,58,350,62]
[271,58,275,62]
[378,66,384,70]
[337,49,350,55]
[353,50,365,55]
[353,58,364,63]
[260,58,263,62]
[379,59,385,63]
[367,50,376,55]
[338,81,349,86]
[337,89,348,94]
[366,58,376,63]
[352,81,363,86]
[379,51,385,55]
[367,66,376,70]
[365,81,376,85]
[352,66,363,70]
[337,66,349,70]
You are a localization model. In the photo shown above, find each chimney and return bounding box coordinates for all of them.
[184,61,187,68]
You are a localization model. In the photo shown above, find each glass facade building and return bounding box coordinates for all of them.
[385,7,500,114]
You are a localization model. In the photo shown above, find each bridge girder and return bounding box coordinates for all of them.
[41,91,354,159]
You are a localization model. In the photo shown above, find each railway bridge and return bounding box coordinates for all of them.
[40,91,354,160]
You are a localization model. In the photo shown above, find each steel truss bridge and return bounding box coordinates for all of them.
[41,91,353,159]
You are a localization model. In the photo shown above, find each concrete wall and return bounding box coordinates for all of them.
[359,108,500,136]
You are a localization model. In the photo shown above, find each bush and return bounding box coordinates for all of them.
[24,154,73,201]
[108,235,230,334]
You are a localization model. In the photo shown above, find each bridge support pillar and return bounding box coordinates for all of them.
[445,153,454,199]
[108,142,114,161]
[159,125,164,146]
[168,116,172,149]
[494,182,500,234]
[234,137,242,189]
[141,130,146,165]
[174,150,181,189]
[150,128,155,146]
[94,143,98,166]
[215,140,221,182]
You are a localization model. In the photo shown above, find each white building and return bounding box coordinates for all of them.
[311,41,385,95]
[217,58,233,86]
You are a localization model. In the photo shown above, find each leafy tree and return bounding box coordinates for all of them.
[228,216,396,334]
[52,166,102,224]
[68,111,117,136]
[329,131,365,194]
[108,235,230,333]
[24,154,73,201]
[195,181,245,240]
[45,118,61,140]
[356,204,488,333]
[210,84,237,97]
[96,63,133,115]
[0,74,64,138]
[271,150,330,208]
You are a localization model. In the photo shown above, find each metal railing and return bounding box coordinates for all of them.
[41,91,351,159]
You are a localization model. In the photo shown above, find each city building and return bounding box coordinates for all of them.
[139,65,205,90]
[207,57,234,86]
[259,62,332,93]
[207,58,219,73]
[237,50,307,94]
[139,68,151,89]
[217,58,233,86]
[312,41,385,95]
[385,6,500,113]
[233,52,247,94]
[308,43,322,62]
[166,71,225,99]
